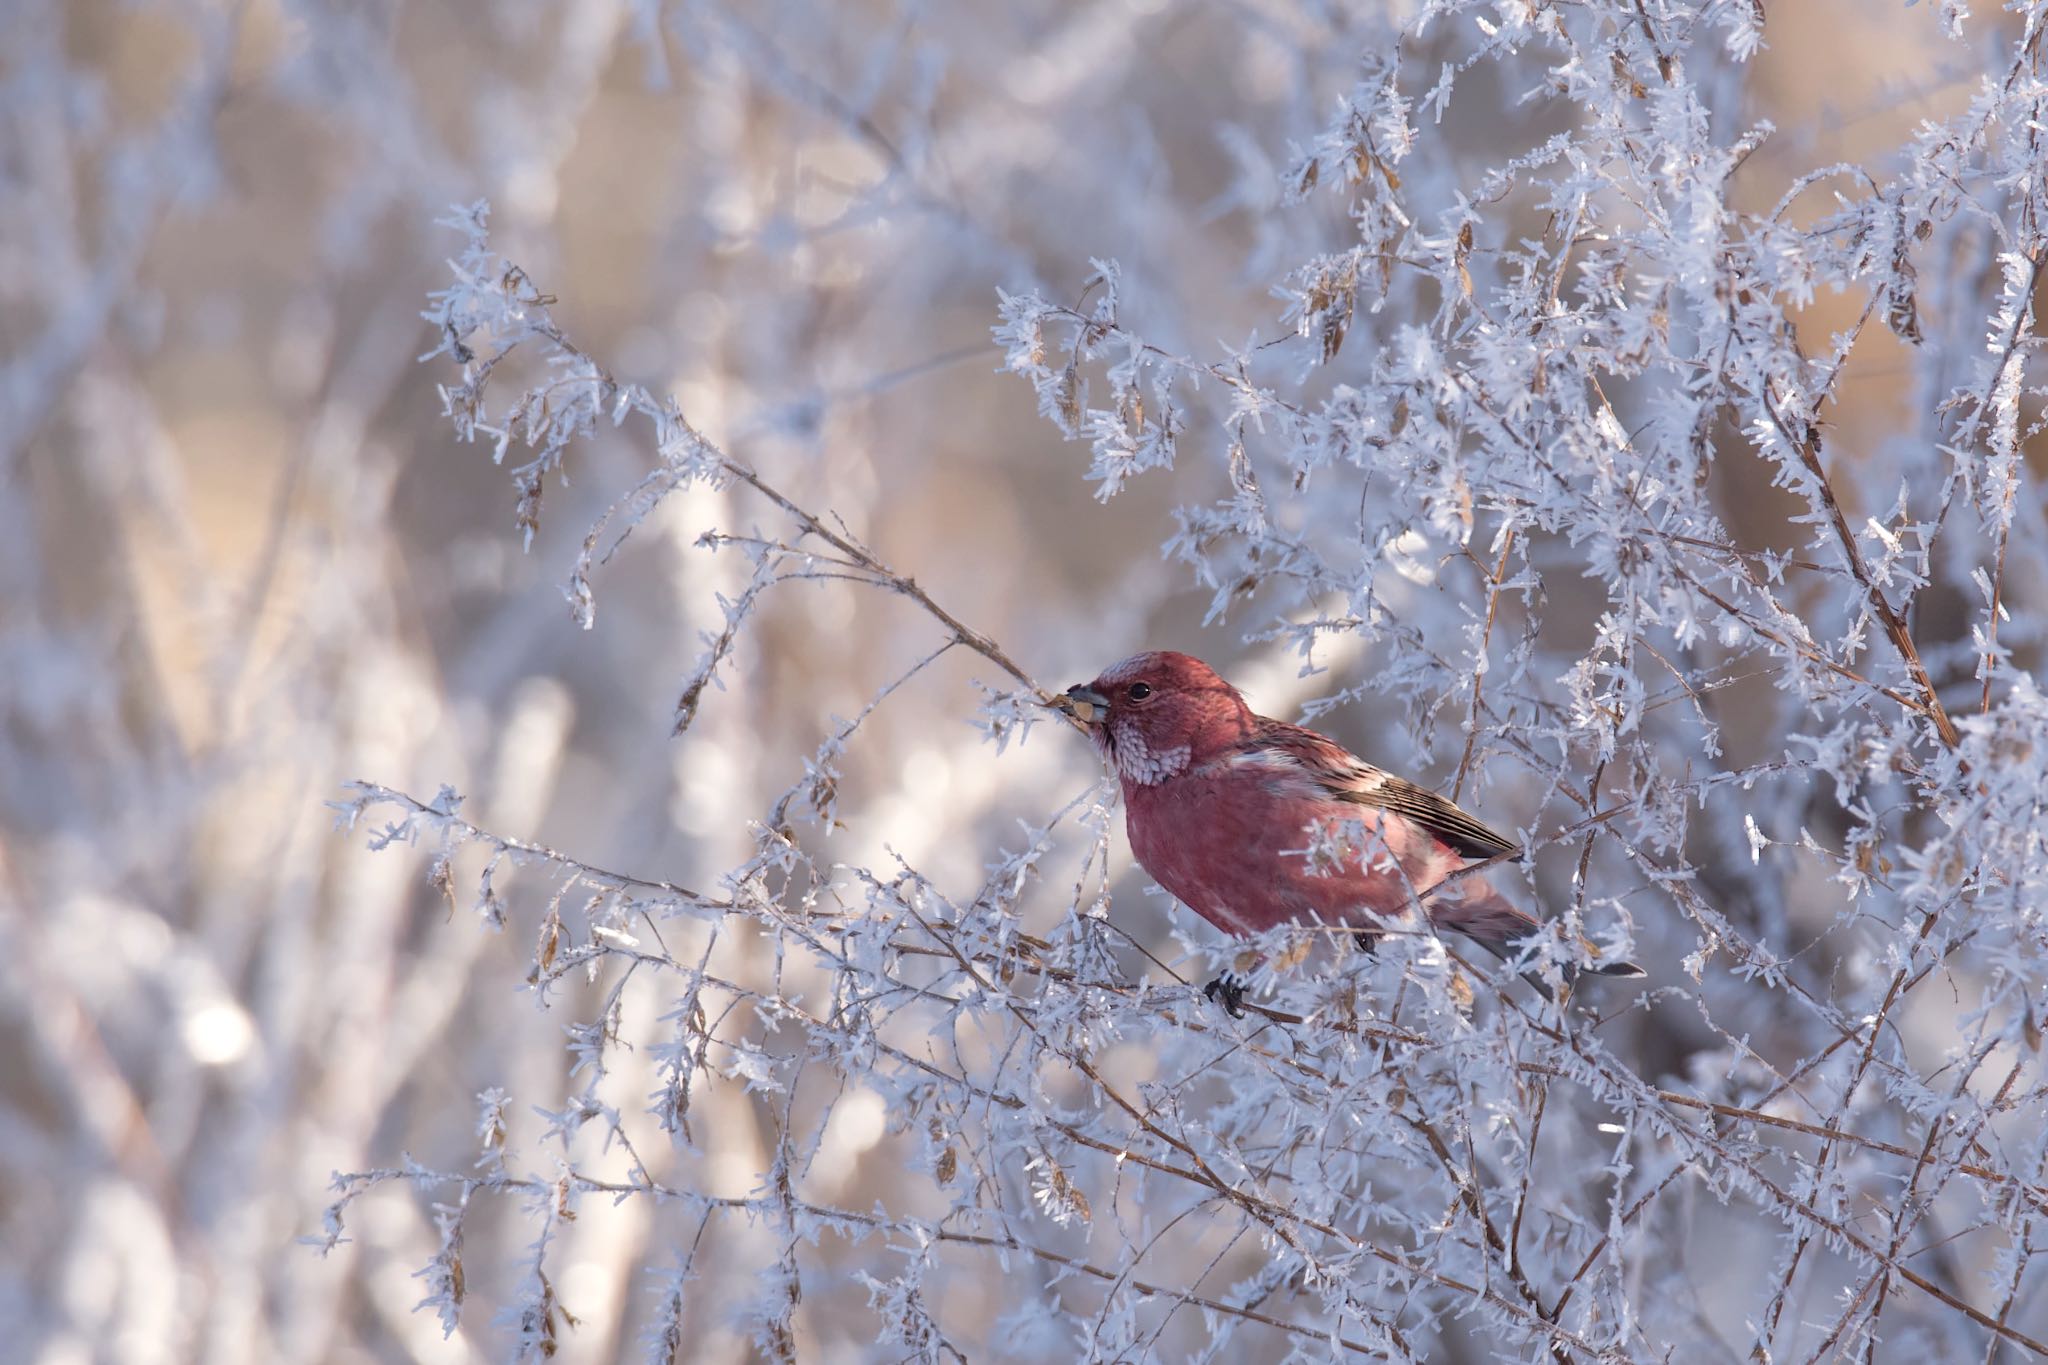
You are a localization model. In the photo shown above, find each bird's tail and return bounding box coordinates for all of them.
[1466,934,1646,1001]
[1426,883,1644,998]
[1424,883,1541,947]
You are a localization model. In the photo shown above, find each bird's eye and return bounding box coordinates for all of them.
[1127,682,1152,701]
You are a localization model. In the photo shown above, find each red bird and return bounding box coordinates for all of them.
[1062,651,1640,1013]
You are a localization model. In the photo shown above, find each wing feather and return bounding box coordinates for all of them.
[1245,719,1522,861]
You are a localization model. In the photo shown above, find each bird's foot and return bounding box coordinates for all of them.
[1203,973,1248,1018]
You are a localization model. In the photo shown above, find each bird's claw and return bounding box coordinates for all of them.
[1203,973,1247,1018]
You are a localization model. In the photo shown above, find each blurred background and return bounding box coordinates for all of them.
[0,0,2020,1361]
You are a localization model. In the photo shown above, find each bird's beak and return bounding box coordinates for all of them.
[1059,684,1112,726]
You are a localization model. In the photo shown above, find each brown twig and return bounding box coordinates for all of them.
[1768,399,1961,749]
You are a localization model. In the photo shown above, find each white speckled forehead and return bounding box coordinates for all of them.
[1095,652,1168,688]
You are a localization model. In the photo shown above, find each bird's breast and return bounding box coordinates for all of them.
[1123,768,1444,935]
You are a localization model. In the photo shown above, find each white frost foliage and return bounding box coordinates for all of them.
[310,4,2048,1363]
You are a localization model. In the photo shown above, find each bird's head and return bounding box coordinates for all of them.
[1061,651,1255,786]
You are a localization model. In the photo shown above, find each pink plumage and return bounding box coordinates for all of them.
[1062,651,1638,1010]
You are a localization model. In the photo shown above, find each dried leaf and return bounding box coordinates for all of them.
[1055,362,1082,433]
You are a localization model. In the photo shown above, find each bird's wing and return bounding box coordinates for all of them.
[1244,719,1523,861]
